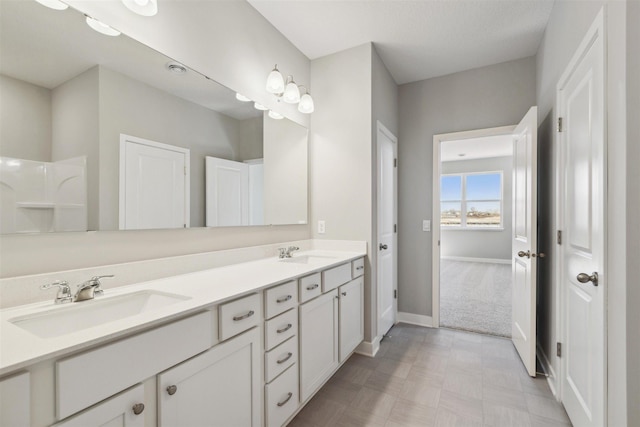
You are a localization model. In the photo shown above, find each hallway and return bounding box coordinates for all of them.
[290,324,570,427]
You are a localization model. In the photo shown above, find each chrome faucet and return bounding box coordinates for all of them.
[40,280,73,304]
[278,246,300,258]
[73,275,113,302]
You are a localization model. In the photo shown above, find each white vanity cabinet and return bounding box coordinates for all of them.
[157,328,261,427]
[53,385,145,427]
[299,289,339,402]
[0,371,30,426]
[338,276,364,362]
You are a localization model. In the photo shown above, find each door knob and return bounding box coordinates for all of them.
[517,250,531,258]
[577,272,598,286]
[379,244,388,250]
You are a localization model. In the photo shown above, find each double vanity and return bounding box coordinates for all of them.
[0,246,366,427]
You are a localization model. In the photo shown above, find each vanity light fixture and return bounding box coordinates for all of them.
[268,110,284,120]
[121,0,158,16]
[236,93,251,102]
[85,16,121,37]
[297,86,315,114]
[165,61,187,74]
[34,0,68,10]
[265,64,313,114]
[254,102,268,111]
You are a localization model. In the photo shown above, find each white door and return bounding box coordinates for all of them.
[339,277,364,361]
[119,135,189,230]
[558,11,605,427]
[377,121,397,338]
[205,157,249,227]
[511,106,538,377]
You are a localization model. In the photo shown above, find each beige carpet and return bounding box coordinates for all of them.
[440,260,512,337]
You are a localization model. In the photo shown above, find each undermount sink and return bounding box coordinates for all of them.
[9,290,190,339]
[279,254,337,265]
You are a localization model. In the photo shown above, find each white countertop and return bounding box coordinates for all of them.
[0,249,365,376]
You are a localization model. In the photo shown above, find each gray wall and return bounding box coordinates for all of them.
[626,1,640,422]
[0,0,311,278]
[440,156,513,260]
[397,56,535,317]
[535,1,631,423]
[0,74,52,162]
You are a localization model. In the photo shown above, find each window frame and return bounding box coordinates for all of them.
[440,171,504,230]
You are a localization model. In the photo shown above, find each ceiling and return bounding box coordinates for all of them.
[248,0,555,85]
[441,135,513,162]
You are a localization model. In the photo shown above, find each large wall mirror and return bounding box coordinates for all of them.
[0,0,308,234]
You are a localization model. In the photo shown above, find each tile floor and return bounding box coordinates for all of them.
[289,324,571,427]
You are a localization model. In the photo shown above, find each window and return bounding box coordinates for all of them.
[440,172,502,228]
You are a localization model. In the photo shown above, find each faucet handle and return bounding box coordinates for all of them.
[41,280,72,304]
[277,248,288,258]
[87,275,113,296]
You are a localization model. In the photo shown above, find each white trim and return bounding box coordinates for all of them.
[537,343,559,400]
[397,312,433,328]
[354,335,381,358]
[432,125,516,329]
[441,256,511,265]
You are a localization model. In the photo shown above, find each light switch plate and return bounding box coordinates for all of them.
[318,220,326,234]
[422,220,431,232]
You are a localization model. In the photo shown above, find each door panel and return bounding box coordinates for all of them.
[511,106,537,377]
[558,12,605,427]
[377,123,397,338]
[205,157,249,227]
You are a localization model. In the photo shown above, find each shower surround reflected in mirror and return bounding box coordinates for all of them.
[0,0,308,234]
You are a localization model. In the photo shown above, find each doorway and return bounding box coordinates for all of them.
[437,133,514,337]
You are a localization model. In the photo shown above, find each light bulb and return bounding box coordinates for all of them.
[283,81,300,104]
[254,102,268,111]
[236,93,251,102]
[122,0,158,16]
[34,0,69,10]
[85,16,121,36]
[268,110,284,120]
[266,66,285,94]
[298,93,314,114]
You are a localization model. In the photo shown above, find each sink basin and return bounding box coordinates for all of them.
[279,254,336,265]
[9,290,190,339]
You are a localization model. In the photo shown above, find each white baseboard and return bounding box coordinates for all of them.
[355,335,381,358]
[397,312,434,328]
[441,256,511,265]
[536,343,559,399]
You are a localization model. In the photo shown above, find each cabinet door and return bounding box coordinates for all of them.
[299,289,338,402]
[158,328,261,427]
[339,277,364,362]
[0,371,30,427]
[53,384,145,427]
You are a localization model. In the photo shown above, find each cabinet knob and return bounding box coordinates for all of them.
[167,385,178,395]
[232,310,255,321]
[277,323,293,334]
[306,284,319,291]
[132,403,145,415]
[277,392,293,407]
[277,295,292,303]
[341,292,347,297]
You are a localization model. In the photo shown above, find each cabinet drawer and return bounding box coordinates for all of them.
[265,365,299,427]
[219,293,261,341]
[56,311,214,420]
[352,258,365,278]
[264,280,297,319]
[265,337,297,383]
[299,273,321,303]
[322,263,352,292]
[53,384,145,427]
[265,308,297,350]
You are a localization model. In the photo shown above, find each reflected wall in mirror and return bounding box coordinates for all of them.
[0,0,308,234]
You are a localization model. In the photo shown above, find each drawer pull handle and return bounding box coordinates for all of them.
[277,295,292,303]
[342,292,347,296]
[277,352,293,364]
[166,385,178,395]
[277,323,293,334]
[277,392,293,407]
[356,266,364,270]
[306,284,319,291]
[132,403,145,415]
[233,310,255,321]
